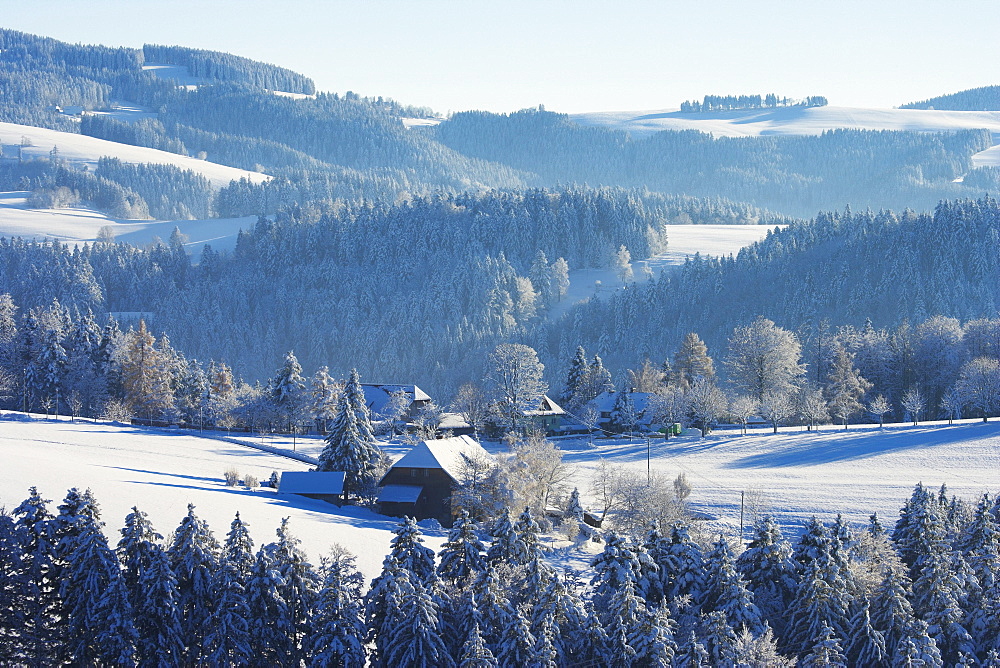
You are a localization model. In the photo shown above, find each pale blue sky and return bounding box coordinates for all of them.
[3,0,997,114]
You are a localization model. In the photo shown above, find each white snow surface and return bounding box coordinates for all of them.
[570,105,1000,139]
[0,121,268,188]
[0,414,428,581]
[3,413,998,579]
[0,192,255,254]
[142,63,207,89]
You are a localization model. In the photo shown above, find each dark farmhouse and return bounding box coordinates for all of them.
[377,435,491,525]
[361,383,432,421]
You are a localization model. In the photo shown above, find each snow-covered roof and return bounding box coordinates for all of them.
[438,412,471,431]
[591,391,656,424]
[277,471,344,495]
[522,395,566,417]
[387,435,492,483]
[361,384,431,415]
[378,484,423,504]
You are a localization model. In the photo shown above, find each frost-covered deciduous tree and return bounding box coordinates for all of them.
[726,316,805,403]
[486,343,547,431]
[686,377,726,436]
[729,394,757,434]
[901,387,926,425]
[759,389,794,434]
[867,394,892,428]
[955,357,1000,422]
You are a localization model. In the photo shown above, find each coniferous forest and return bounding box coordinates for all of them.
[2,482,1000,666]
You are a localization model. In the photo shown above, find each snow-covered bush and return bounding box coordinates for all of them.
[223,467,240,486]
[244,474,258,491]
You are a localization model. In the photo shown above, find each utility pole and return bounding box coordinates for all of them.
[739,490,745,543]
[646,437,651,486]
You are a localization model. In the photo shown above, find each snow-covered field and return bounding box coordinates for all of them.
[570,105,1000,139]
[0,121,268,188]
[3,412,997,579]
[0,414,423,580]
[0,192,255,253]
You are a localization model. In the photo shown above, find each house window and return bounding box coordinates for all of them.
[424,469,429,477]
[410,469,416,478]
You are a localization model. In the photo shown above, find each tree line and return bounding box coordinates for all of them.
[2,480,1000,665]
[679,94,828,113]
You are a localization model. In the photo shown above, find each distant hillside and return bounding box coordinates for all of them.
[901,85,1000,111]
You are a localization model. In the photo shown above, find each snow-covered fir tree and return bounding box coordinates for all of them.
[437,509,486,586]
[306,545,367,668]
[167,503,221,664]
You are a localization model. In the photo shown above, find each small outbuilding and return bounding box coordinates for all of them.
[276,471,345,505]
[377,435,492,525]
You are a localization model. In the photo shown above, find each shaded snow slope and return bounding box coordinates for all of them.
[0,121,268,188]
[0,414,434,580]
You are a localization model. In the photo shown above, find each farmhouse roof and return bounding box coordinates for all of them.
[277,471,345,495]
[522,394,566,417]
[361,383,431,414]
[386,435,492,483]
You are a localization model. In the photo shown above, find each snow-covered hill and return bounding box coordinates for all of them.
[0,121,268,188]
[570,105,1000,139]
[0,191,255,253]
[2,412,997,579]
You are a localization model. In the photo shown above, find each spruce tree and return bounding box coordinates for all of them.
[246,541,293,665]
[438,509,486,586]
[674,630,711,667]
[496,606,536,667]
[266,517,320,663]
[0,511,27,665]
[12,487,61,666]
[485,508,518,564]
[590,532,643,618]
[387,516,437,585]
[735,515,797,631]
[459,621,497,668]
[117,506,162,605]
[800,621,848,667]
[845,600,888,667]
[383,568,455,668]
[60,493,138,666]
[663,521,706,611]
[701,536,765,635]
[133,539,185,666]
[306,546,367,668]
[318,371,383,503]
[871,566,918,659]
[168,503,221,664]
[559,345,589,408]
[271,349,306,430]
